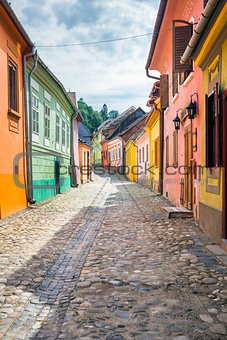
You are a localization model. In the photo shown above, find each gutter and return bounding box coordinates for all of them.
[180,0,220,64]
[145,0,168,76]
[23,49,36,204]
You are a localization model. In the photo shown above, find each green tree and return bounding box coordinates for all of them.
[109,110,119,119]
[77,98,102,132]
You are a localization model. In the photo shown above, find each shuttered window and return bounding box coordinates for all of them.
[9,62,17,111]
[142,147,144,162]
[32,95,39,134]
[172,20,193,73]
[166,135,169,167]
[173,130,178,167]
[205,83,222,168]
[146,144,149,162]
[139,149,141,163]
[160,74,169,109]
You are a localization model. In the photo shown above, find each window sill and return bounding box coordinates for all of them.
[44,138,50,147]
[183,72,194,87]
[8,108,21,119]
[171,93,179,103]
[32,133,39,143]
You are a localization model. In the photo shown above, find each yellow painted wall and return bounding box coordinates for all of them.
[146,105,160,192]
[125,141,137,182]
[196,5,227,211]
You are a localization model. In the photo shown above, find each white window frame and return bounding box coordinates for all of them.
[44,103,50,140]
[32,94,39,138]
[67,124,70,153]
[56,113,60,149]
[62,119,66,151]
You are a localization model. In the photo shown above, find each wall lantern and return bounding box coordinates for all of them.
[173,108,182,131]
[186,93,198,119]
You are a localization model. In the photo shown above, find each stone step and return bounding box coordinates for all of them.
[164,207,193,218]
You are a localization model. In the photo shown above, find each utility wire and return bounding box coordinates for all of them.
[36,23,198,48]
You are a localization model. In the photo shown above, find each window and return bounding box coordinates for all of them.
[67,125,70,151]
[9,61,17,111]
[115,148,117,160]
[56,114,60,143]
[32,95,39,134]
[139,149,141,163]
[142,147,144,162]
[154,138,160,167]
[206,84,221,168]
[44,104,50,139]
[146,144,149,162]
[179,71,191,85]
[118,146,121,159]
[173,130,178,167]
[166,135,169,167]
[62,120,65,146]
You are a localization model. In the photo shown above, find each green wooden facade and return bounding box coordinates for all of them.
[27,58,75,203]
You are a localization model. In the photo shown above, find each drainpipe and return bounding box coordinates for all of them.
[23,48,36,204]
[28,51,38,202]
[180,0,220,64]
[71,112,78,186]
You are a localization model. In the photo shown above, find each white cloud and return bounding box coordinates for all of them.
[11,0,159,113]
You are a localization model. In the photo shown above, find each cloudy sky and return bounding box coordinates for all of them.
[11,0,160,114]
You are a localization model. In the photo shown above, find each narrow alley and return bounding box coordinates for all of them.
[0,173,227,340]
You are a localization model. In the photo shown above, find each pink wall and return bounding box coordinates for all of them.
[149,0,204,219]
[107,138,123,168]
[136,132,150,186]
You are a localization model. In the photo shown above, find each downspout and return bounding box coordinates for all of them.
[154,104,163,195]
[23,48,36,204]
[180,0,220,64]
[28,51,38,202]
[71,111,78,186]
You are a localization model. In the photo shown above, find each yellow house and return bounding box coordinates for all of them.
[92,130,102,166]
[181,0,227,244]
[125,140,137,182]
[146,99,160,194]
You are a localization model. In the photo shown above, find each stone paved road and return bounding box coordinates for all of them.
[0,173,227,340]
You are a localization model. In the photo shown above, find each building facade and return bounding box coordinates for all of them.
[27,58,81,202]
[0,0,33,218]
[181,0,227,244]
[146,0,204,219]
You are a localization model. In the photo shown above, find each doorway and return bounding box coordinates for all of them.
[55,160,60,195]
[184,125,192,210]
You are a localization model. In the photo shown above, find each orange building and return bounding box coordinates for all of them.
[79,139,91,184]
[0,0,34,218]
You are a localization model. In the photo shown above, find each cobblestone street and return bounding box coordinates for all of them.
[0,173,227,340]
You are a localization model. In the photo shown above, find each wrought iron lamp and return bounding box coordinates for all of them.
[173,108,182,131]
[186,93,198,119]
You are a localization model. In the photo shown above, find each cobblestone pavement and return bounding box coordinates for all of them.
[0,173,227,340]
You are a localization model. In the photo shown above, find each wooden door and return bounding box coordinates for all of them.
[184,126,192,209]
